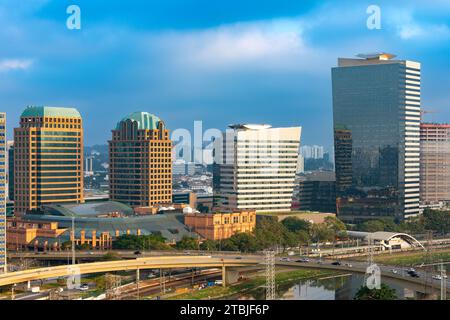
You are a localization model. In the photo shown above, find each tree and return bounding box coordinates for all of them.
[199,240,218,251]
[227,233,260,252]
[113,234,170,250]
[176,236,198,250]
[423,209,450,235]
[354,284,397,300]
[358,220,386,232]
[310,224,334,244]
[281,217,311,233]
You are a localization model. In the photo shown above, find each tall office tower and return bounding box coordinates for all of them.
[0,113,6,273]
[213,124,301,212]
[420,123,450,205]
[109,112,172,207]
[333,53,421,222]
[14,106,84,216]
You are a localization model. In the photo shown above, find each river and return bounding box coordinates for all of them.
[236,274,440,300]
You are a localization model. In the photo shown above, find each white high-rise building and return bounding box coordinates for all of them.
[300,145,324,159]
[213,124,301,212]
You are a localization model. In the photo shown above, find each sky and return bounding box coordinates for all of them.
[1,0,450,151]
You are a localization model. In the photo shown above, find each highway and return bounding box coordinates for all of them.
[0,255,260,287]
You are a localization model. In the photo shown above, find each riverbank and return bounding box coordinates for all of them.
[167,268,342,300]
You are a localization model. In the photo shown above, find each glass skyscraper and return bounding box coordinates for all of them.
[332,53,421,222]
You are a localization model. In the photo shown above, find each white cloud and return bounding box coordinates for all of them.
[398,23,450,40]
[0,59,33,72]
[150,18,331,73]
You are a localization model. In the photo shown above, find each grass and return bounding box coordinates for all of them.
[168,268,339,300]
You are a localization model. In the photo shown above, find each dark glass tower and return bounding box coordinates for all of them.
[332,53,421,222]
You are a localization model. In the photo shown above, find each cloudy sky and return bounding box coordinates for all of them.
[1,0,450,150]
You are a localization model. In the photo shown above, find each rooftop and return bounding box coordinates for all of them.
[21,106,81,118]
[116,111,161,130]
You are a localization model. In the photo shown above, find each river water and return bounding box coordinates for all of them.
[237,274,438,300]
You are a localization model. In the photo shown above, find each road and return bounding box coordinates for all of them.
[0,255,260,287]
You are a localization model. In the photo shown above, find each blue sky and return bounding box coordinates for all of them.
[1,0,450,150]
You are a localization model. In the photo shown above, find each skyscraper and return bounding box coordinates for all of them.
[14,106,84,216]
[420,123,450,205]
[213,124,301,212]
[0,113,6,273]
[109,112,172,207]
[332,53,421,221]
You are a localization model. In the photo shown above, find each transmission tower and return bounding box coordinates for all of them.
[363,236,374,286]
[105,274,122,300]
[265,250,276,300]
[423,231,434,297]
[440,261,447,300]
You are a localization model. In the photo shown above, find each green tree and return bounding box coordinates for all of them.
[423,209,450,235]
[354,284,398,300]
[199,239,218,251]
[281,217,311,233]
[359,220,386,232]
[227,233,260,252]
[310,224,334,243]
[176,236,198,250]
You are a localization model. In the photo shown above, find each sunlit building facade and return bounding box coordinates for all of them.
[109,112,172,207]
[333,53,421,222]
[14,106,84,216]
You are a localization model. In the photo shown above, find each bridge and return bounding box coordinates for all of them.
[0,256,260,287]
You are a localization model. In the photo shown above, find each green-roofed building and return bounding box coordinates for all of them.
[109,112,173,207]
[14,106,84,216]
[21,106,81,118]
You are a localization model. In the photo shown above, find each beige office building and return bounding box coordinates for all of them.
[14,106,84,216]
[420,123,450,205]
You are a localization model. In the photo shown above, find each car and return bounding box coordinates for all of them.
[391,269,398,274]
[296,258,310,263]
[134,250,142,255]
[408,271,420,278]
[235,256,242,260]
[279,257,291,262]
[331,261,342,266]
[345,263,353,268]
[432,275,443,281]
[79,284,89,291]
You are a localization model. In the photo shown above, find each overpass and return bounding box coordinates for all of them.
[0,256,261,287]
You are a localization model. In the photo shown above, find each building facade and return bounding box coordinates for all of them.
[184,210,256,240]
[292,171,336,213]
[332,53,421,221]
[420,123,450,205]
[109,112,172,207]
[13,107,84,216]
[213,124,301,212]
[0,113,6,273]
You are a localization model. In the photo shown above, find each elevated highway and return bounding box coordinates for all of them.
[0,256,260,287]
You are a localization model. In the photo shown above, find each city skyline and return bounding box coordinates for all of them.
[1,1,450,151]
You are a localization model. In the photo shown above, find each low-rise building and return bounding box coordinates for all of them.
[184,210,256,240]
